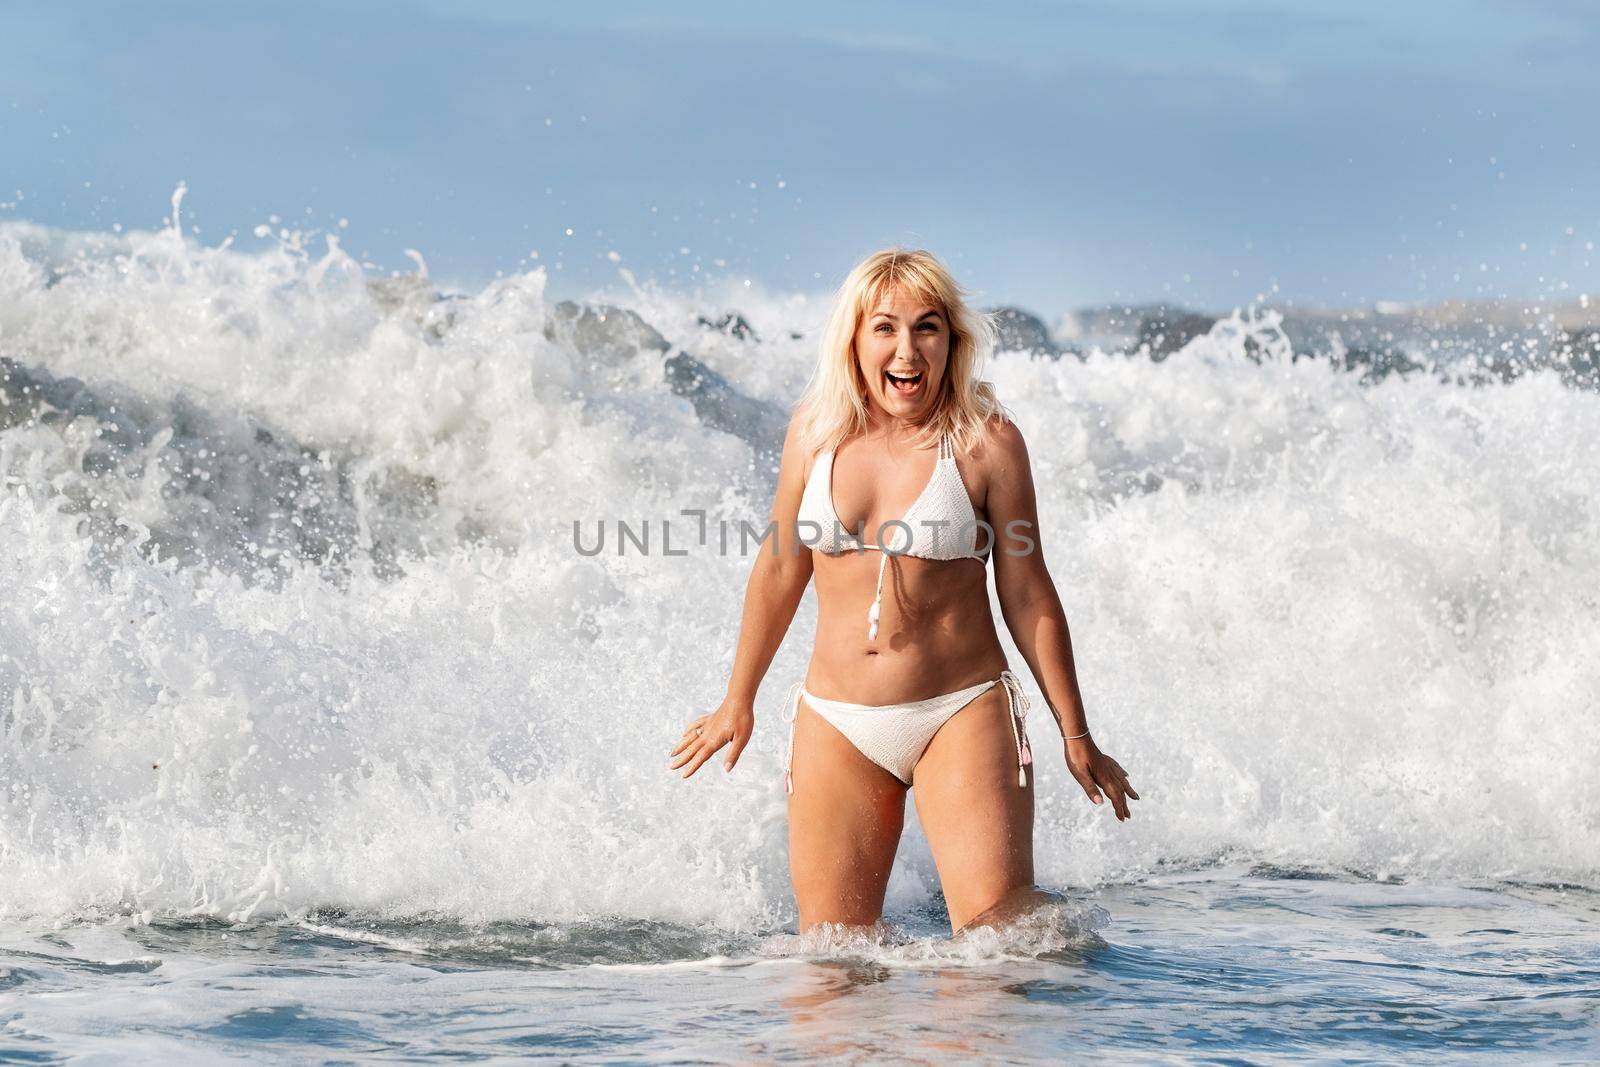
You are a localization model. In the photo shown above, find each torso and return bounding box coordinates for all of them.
[801,428,1008,704]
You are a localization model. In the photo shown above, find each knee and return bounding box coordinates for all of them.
[952,884,1053,934]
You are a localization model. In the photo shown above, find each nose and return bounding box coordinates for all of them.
[897,327,917,362]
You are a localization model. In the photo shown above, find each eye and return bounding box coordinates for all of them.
[918,321,939,331]
[874,323,893,333]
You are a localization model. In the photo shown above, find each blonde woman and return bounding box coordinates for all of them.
[670,249,1138,934]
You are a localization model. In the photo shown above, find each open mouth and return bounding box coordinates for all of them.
[885,369,925,396]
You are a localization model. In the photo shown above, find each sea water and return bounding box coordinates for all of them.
[0,217,1597,1061]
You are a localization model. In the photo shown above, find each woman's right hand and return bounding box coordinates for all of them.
[669,698,755,778]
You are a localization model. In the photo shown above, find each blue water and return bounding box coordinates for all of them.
[3,868,1596,1062]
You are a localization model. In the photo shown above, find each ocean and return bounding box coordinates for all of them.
[1,215,1597,1061]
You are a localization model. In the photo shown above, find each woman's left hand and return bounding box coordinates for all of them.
[668,697,755,778]
[1063,737,1139,821]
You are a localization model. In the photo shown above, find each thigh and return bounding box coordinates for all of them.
[787,697,907,930]
[911,684,1035,933]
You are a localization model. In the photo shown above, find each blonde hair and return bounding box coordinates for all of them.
[794,247,1008,457]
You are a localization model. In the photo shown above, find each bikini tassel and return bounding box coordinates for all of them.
[867,552,888,641]
[1000,670,1032,790]
[781,680,802,796]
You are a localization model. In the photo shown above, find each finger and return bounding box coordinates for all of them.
[669,716,712,756]
[1104,758,1138,802]
[723,727,750,771]
[1070,765,1103,805]
[680,734,727,778]
[1098,773,1131,820]
[669,731,714,769]
[1111,786,1131,820]
[668,730,703,759]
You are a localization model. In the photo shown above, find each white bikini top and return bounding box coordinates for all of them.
[797,432,988,639]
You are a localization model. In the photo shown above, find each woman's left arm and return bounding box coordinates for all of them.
[984,417,1139,821]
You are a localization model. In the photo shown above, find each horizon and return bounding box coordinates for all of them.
[2,211,1590,338]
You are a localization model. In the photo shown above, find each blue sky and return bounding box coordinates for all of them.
[3,0,1596,314]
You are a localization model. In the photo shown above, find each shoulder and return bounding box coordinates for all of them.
[951,413,1030,508]
[971,412,1029,472]
[780,409,826,485]
[983,412,1027,455]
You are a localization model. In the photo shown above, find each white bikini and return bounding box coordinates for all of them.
[781,431,1034,793]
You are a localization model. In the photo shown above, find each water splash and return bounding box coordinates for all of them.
[1,219,1597,929]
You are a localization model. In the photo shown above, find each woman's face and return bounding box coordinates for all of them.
[854,286,951,423]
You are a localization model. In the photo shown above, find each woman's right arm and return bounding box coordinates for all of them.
[670,416,815,777]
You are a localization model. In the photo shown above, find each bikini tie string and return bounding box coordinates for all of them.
[998,669,1032,787]
[780,680,803,795]
[866,551,889,640]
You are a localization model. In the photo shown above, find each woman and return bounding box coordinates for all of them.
[669,248,1138,934]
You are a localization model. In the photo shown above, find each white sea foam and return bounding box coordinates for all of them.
[0,220,1597,927]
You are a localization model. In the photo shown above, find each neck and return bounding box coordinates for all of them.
[862,406,934,442]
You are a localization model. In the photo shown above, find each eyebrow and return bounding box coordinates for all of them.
[871,309,943,322]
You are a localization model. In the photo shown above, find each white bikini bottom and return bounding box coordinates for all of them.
[780,669,1032,793]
